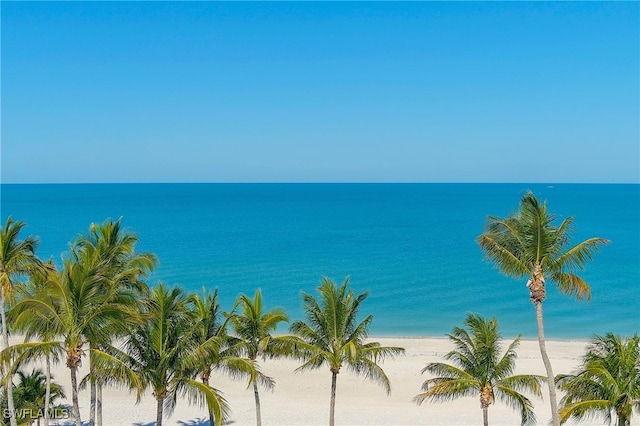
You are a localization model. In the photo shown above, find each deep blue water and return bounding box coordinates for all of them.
[1,183,638,339]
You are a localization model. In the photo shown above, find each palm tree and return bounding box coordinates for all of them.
[73,218,157,426]
[126,283,231,426]
[189,288,259,426]
[556,333,640,426]
[74,218,157,295]
[230,289,288,426]
[477,191,608,426]
[5,262,64,426]
[290,277,405,426]
[0,218,42,426]
[414,313,544,426]
[9,256,140,426]
[11,368,66,426]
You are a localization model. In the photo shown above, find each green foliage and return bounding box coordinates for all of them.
[477,191,608,300]
[477,192,609,426]
[556,333,640,425]
[125,283,232,426]
[414,313,544,426]
[231,289,289,362]
[291,277,404,384]
[1,368,66,426]
[290,277,404,426]
[0,217,41,302]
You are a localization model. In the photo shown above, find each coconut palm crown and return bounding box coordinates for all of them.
[556,333,640,426]
[125,283,231,426]
[290,277,404,426]
[477,191,608,426]
[0,218,42,426]
[414,313,544,426]
[230,289,288,426]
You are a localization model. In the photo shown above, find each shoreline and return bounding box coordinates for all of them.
[6,336,614,426]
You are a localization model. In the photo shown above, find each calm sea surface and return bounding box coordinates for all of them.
[1,183,638,339]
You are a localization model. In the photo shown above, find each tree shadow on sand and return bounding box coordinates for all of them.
[132,417,235,426]
[176,419,235,426]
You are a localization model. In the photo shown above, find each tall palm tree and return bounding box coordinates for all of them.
[0,218,42,426]
[5,262,64,426]
[414,313,544,426]
[126,283,231,426]
[189,288,258,426]
[477,191,608,426]
[73,218,157,426]
[230,289,288,426]
[290,277,404,426]
[9,256,140,426]
[75,218,157,295]
[556,333,640,426]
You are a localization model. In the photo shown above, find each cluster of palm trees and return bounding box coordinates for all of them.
[0,191,637,426]
[447,191,637,426]
[413,314,640,426]
[0,218,402,426]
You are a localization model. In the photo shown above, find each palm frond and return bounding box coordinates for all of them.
[495,384,537,426]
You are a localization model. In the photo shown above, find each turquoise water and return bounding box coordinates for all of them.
[1,183,638,338]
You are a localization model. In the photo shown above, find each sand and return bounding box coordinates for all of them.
[8,336,636,426]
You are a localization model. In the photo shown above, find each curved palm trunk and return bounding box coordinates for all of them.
[156,396,164,426]
[69,366,82,426]
[44,355,51,426]
[535,301,560,426]
[253,380,262,426]
[482,406,489,426]
[329,371,338,426]
[1,289,18,426]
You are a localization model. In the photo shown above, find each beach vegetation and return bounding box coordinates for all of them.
[125,283,233,426]
[4,262,64,426]
[0,368,66,426]
[8,251,141,426]
[188,288,260,426]
[556,333,640,426]
[0,218,43,426]
[73,219,157,426]
[477,191,609,426]
[414,313,544,426]
[290,277,405,426]
[230,289,289,426]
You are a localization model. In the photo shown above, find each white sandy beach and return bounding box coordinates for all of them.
[13,336,637,426]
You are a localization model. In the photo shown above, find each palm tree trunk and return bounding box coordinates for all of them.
[44,355,51,426]
[156,396,164,426]
[329,371,338,426]
[535,301,560,426]
[70,366,82,426]
[253,380,262,426]
[1,289,18,426]
[97,382,103,426]
[482,406,488,426]
[201,372,215,426]
[89,375,96,426]
[616,412,628,426]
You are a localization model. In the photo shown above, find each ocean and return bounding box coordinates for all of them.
[1,183,638,339]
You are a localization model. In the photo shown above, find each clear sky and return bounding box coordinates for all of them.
[1,1,638,183]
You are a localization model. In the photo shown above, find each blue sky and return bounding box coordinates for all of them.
[1,1,638,183]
